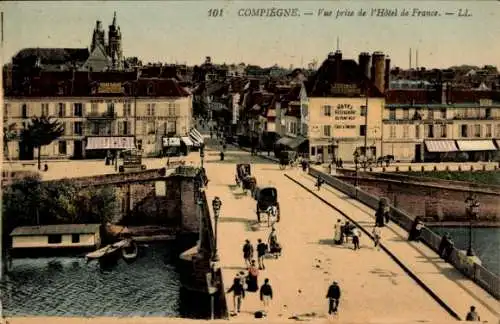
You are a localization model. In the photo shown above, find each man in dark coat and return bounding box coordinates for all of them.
[326,281,341,315]
[243,240,254,267]
[256,239,268,270]
[227,275,246,313]
[260,278,273,309]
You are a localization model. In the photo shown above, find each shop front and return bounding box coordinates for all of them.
[84,136,136,159]
[424,140,459,162]
[456,140,498,162]
[162,137,182,157]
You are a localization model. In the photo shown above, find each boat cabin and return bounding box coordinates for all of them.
[9,224,102,258]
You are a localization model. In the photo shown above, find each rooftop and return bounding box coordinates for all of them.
[10,224,101,236]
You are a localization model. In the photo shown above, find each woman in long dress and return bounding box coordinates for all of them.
[333,219,343,245]
[246,260,259,292]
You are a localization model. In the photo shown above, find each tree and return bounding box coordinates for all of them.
[75,186,121,224]
[3,122,17,159]
[22,116,64,170]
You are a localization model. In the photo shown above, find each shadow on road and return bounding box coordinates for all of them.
[219,217,253,224]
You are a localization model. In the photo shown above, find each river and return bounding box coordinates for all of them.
[431,227,500,276]
[0,243,196,317]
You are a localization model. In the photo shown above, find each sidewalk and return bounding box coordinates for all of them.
[288,171,500,323]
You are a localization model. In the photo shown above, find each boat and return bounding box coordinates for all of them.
[122,239,139,263]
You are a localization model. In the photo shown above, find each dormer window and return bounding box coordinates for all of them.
[147,83,154,95]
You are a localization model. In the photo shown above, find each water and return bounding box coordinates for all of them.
[431,227,500,276]
[0,243,185,317]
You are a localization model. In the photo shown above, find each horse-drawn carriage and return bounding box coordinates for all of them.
[235,163,257,195]
[256,187,280,227]
[278,150,298,170]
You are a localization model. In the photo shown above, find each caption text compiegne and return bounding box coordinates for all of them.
[207,8,472,18]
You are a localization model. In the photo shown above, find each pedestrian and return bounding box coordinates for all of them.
[316,176,324,191]
[333,219,343,245]
[257,239,267,270]
[409,216,424,242]
[246,260,259,292]
[352,226,361,250]
[339,158,343,168]
[372,225,381,250]
[465,305,480,321]
[243,240,254,267]
[326,281,341,315]
[438,233,454,261]
[260,278,273,309]
[227,274,245,314]
[220,151,225,161]
[301,158,308,172]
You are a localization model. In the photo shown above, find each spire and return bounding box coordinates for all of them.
[112,11,117,26]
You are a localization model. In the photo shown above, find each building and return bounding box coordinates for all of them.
[3,71,193,160]
[9,224,102,258]
[302,51,386,163]
[383,87,500,162]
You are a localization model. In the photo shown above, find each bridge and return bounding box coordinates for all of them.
[201,144,500,322]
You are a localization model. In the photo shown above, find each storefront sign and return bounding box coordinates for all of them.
[334,104,356,121]
[98,83,123,94]
[331,83,361,96]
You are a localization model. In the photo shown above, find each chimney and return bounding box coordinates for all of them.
[372,51,385,93]
[384,56,391,91]
[358,52,371,79]
[334,50,342,81]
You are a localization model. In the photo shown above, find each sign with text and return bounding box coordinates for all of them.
[331,83,361,96]
[333,103,359,137]
[98,82,123,94]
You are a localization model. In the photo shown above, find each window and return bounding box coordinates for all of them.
[91,103,98,114]
[74,103,83,117]
[147,83,154,95]
[147,121,155,135]
[107,102,115,115]
[403,125,409,138]
[389,108,396,120]
[167,121,176,134]
[58,103,66,118]
[415,125,420,138]
[323,105,331,116]
[440,108,446,119]
[137,139,143,151]
[71,234,80,243]
[485,108,491,119]
[323,125,331,137]
[389,125,395,138]
[58,141,67,155]
[74,122,83,135]
[168,102,176,116]
[147,103,156,116]
[48,234,62,244]
[41,103,49,117]
[413,108,422,120]
[461,124,468,137]
[4,103,10,117]
[485,124,492,137]
[22,104,28,118]
[474,124,481,137]
[124,102,132,117]
[360,125,367,137]
[427,125,434,138]
[91,123,99,135]
[496,124,500,138]
[428,109,434,120]
[360,105,367,117]
[311,147,316,156]
[123,121,129,135]
[403,108,409,119]
[440,125,447,138]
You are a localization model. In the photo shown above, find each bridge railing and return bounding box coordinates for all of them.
[309,167,500,300]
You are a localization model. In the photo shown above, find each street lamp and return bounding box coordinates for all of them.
[465,194,480,257]
[199,143,205,168]
[353,152,359,187]
[211,197,222,262]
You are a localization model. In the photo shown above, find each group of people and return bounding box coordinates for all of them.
[333,219,363,250]
[226,228,280,315]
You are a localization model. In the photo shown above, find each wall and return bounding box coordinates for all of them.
[335,175,500,221]
[12,233,97,248]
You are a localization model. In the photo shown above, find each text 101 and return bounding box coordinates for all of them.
[208,9,224,17]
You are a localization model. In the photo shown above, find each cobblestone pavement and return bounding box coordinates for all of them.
[202,146,454,322]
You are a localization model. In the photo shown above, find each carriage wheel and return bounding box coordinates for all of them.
[276,204,280,222]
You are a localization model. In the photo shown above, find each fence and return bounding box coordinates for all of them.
[309,167,500,300]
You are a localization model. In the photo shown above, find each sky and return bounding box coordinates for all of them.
[1,1,499,69]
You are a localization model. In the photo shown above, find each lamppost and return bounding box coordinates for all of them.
[211,197,222,262]
[465,194,480,257]
[199,143,205,168]
[353,152,359,187]
[363,86,369,171]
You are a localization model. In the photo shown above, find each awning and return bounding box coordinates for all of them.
[424,140,458,153]
[275,137,294,146]
[163,137,181,147]
[456,140,497,151]
[85,137,135,150]
[181,136,194,146]
[495,139,500,149]
[189,128,204,145]
[288,136,307,149]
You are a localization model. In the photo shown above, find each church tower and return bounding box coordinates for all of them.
[107,12,123,70]
[90,20,106,52]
